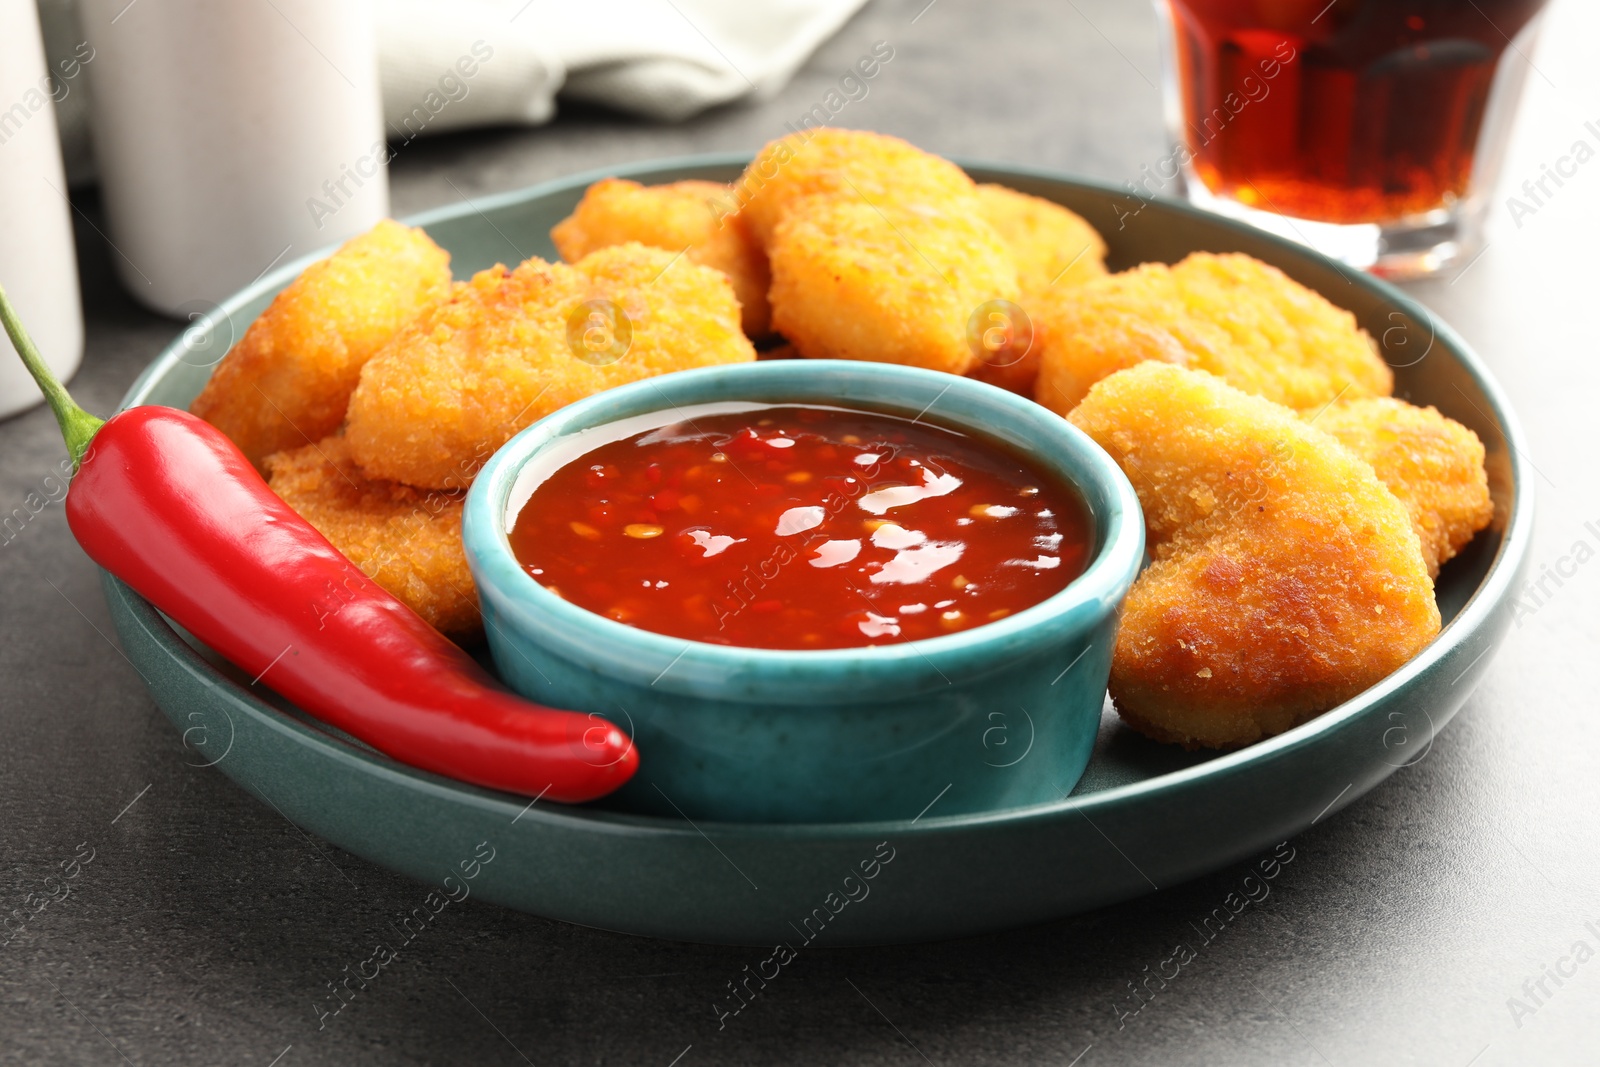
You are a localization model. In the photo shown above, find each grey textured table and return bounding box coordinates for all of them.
[3,1,1597,1064]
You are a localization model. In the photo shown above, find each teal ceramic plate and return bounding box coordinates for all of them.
[107,156,1532,946]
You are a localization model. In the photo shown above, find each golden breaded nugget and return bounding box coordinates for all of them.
[191,220,451,470]
[1069,364,1439,750]
[968,184,1108,395]
[768,197,1019,375]
[551,178,772,338]
[1314,398,1493,577]
[974,183,1107,294]
[346,243,756,489]
[265,435,479,640]
[1036,252,1392,415]
[737,128,976,245]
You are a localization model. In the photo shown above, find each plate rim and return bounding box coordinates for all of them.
[114,153,1535,844]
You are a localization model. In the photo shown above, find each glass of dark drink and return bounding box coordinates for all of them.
[1152,0,1549,278]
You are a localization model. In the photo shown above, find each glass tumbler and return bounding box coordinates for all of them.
[1152,0,1549,278]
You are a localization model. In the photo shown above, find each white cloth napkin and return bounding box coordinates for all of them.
[42,0,867,183]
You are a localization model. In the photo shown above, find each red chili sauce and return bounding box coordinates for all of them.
[508,405,1092,650]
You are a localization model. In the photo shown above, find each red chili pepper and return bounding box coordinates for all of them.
[1,285,636,802]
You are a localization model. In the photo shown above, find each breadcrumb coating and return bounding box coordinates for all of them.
[1069,363,1439,750]
[768,196,1019,375]
[737,128,976,245]
[191,219,451,470]
[551,178,772,338]
[265,435,479,640]
[968,183,1107,394]
[1036,252,1393,415]
[974,183,1107,295]
[345,243,756,489]
[1313,397,1493,577]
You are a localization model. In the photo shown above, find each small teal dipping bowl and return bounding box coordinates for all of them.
[463,360,1143,823]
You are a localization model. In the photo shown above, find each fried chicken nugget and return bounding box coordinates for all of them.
[974,184,1107,294]
[550,178,772,338]
[265,435,479,640]
[1069,363,1440,749]
[1313,398,1493,577]
[191,220,452,470]
[345,243,756,489]
[1036,252,1393,415]
[768,196,1019,374]
[737,128,977,245]
[968,183,1108,394]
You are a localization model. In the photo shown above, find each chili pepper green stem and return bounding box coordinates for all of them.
[0,282,102,470]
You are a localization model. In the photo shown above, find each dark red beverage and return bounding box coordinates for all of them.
[1163,0,1547,224]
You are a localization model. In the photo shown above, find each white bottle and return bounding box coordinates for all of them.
[77,0,387,316]
[0,0,84,419]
